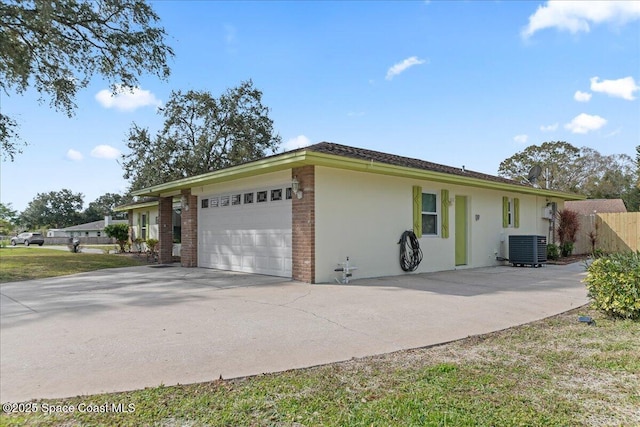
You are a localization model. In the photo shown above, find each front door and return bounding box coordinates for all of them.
[455,196,468,266]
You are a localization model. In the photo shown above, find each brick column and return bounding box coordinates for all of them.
[292,165,315,283]
[158,196,174,264]
[181,189,198,267]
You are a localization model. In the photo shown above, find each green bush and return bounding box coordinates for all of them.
[547,243,560,261]
[584,251,640,320]
[146,238,158,253]
[104,223,130,253]
[560,242,574,257]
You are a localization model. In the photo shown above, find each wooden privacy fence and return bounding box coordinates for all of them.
[574,212,639,255]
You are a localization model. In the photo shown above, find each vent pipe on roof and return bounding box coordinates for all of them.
[105,216,111,226]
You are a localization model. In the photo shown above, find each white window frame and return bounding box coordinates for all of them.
[421,191,439,237]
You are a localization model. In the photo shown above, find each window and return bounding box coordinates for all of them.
[232,194,241,205]
[210,197,219,207]
[271,188,282,201]
[220,195,230,207]
[257,191,268,203]
[286,187,292,200]
[502,197,520,228]
[244,193,254,204]
[141,213,148,240]
[421,192,438,235]
[201,198,209,209]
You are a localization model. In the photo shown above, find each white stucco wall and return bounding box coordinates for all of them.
[314,167,560,283]
[130,207,159,241]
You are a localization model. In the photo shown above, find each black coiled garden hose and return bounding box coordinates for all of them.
[398,230,423,272]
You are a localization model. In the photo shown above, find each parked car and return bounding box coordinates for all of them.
[11,232,45,246]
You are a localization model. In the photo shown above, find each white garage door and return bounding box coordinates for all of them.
[198,187,292,277]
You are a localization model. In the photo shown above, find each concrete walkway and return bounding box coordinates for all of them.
[0,263,589,402]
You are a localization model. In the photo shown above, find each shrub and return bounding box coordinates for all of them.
[557,209,579,256]
[584,251,640,319]
[146,238,158,253]
[104,223,129,253]
[560,242,574,258]
[547,243,560,260]
[133,237,144,253]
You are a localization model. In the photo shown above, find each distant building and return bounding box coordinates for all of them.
[56,216,128,238]
[565,199,627,215]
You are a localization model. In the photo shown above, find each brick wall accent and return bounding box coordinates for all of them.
[292,165,315,283]
[158,197,174,264]
[181,189,198,267]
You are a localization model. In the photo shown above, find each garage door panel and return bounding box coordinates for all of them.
[198,190,291,277]
[242,233,255,247]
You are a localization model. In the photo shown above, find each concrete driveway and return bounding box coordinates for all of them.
[1,263,589,402]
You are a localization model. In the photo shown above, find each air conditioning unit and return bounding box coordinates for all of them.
[509,235,547,267]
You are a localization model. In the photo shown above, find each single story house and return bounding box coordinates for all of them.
[129,142,584,283]
[56,216,128,238]
[115,197,182,254]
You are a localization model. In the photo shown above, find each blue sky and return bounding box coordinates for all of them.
[2,0,639,213]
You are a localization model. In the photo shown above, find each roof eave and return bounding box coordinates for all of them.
[131,149,585,201]
[303,151,586,200]
[131,151,309,198]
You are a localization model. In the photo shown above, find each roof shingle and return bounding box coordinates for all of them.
[302,142,528,187]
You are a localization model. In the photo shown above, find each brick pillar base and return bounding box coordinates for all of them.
[292,166,315,283]
[181,189,198,267]
[158,197,173,264]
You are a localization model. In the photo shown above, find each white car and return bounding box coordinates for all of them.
[10,232,45,246]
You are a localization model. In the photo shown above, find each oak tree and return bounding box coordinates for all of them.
[19,189,83,229]
[498,141,635,205]
[82,192,132,222]
[122,80,282,191]
[0,0,173,161]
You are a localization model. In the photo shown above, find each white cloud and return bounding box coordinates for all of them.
[540,123,559,132]
[91,145,121,159]
[590,76,639,100]
[604,127,622,138]
[224,24,237,44]
[66,149,83,161]
[513,134,529,144]
[522,1,640,38]
[95,85,162,112]
[385,56,427,80]
[564,113,607,134]
[574,90,592,102]
[347,111,365,117]
[283,135,312,151]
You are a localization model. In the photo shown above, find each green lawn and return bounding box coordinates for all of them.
[1,306,638,426]
[0,247,146,282]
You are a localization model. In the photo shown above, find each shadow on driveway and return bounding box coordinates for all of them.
[1,263,589,402]
[346,263,587,297]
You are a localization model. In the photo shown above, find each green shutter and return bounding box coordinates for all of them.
[413,186,422,238]
[502,196,509,228]
[441,189,449,238]
[514,198,520,228]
